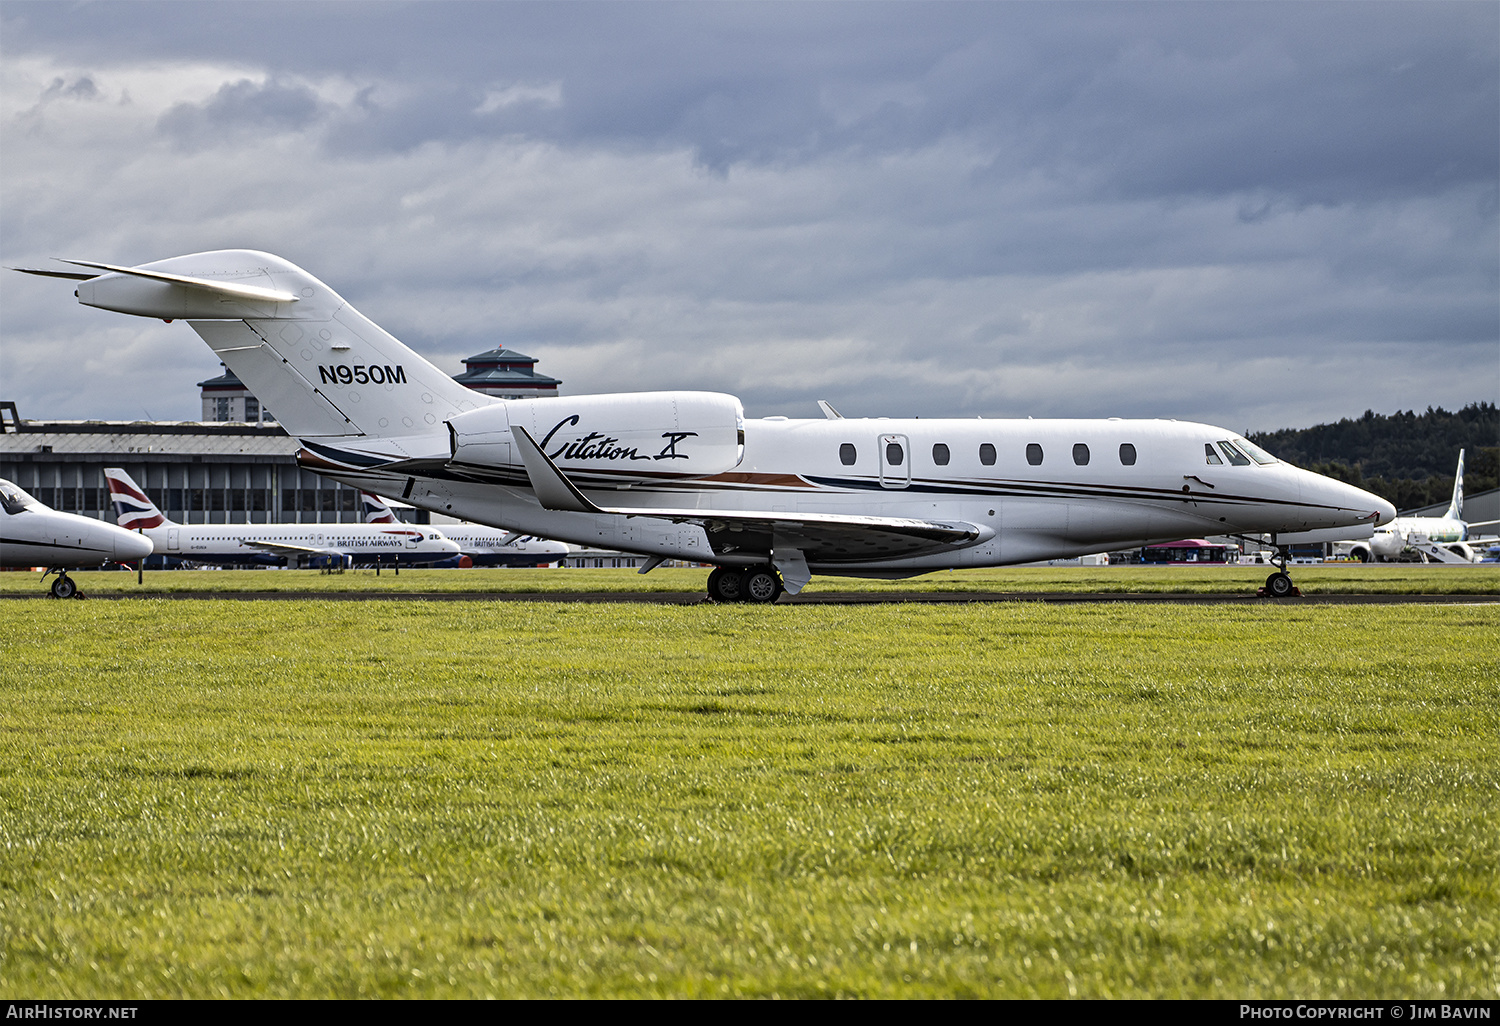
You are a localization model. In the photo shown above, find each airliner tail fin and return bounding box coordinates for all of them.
[103,468,172,529]
[360,492,398,524]
[1445,449,1465,521]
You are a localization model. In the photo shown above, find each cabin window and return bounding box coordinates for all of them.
[839,443,857,466]
[932,443,950,466]
[885,442,905,467]
[980,443,997,466]
[1119,443,1137,466]
[1025,443,1043,466]
[1073,443,1090,466]
[1204,443,1223,465]
[1217,441,1251,467]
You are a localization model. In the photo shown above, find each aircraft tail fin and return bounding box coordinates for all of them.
[103,468,173,529]
[1444,449,1465,521]
[360,492,399,524]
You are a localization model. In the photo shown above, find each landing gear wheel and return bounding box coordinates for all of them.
[50,574,77,600]
[707,567,745,603]
[1265,571,1294,599]
[742,567,784,604]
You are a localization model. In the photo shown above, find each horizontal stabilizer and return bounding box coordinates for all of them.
[59,259,300,303]
[8,266,99,281]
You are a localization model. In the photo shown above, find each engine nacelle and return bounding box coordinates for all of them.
[448,391,744,483]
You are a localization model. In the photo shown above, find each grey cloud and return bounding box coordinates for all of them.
[158,77,326,146]
[2,2,1494,429]
[10,2,1494,204]
[40,75,99,101]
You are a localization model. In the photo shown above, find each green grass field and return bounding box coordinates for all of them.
[1,563,1497,596]
[2,600,1497,997]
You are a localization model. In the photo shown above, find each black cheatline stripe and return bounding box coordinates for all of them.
[0,538,108,553]
[298,440,398,468]
[801,474,1342,512]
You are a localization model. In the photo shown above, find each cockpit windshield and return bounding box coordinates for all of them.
[1234,436,1279,465]
[0,479,41,515]
[1217,441,1252,467]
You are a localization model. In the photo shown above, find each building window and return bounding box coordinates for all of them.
[1073,443,1090,466]
[839,443,857,466]
[1026,443,1043,466]
[245,398,260,422]
[1119,443,1137,466]
[979,443,996,466]
[213,398,230,422]
[932,443,950,466]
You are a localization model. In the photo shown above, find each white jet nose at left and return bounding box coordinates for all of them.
[107,526,154,561]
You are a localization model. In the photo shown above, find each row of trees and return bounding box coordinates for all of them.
[1247,403,1498,513]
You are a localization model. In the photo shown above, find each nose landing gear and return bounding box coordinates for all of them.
[707,565,784,604]
[1257,544,1300,599]
[43,569,85,600]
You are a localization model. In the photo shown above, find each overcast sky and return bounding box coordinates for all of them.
[2,1,1496,433]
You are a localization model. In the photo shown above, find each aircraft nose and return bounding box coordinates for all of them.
[115,530,154,560]
[1333,478,1395,526]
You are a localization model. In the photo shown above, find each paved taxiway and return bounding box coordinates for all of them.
[4,591,1496,604]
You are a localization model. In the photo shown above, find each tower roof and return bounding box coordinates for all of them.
[197,364,248,391]
[453,347,561,391]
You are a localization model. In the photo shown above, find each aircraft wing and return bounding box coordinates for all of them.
[238,539,348,559]
[511,426,985,563]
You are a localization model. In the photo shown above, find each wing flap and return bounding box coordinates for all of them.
[240,540,341,557]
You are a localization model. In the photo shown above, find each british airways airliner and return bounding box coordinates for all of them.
[104,468,461,569]
[359,491,570,567]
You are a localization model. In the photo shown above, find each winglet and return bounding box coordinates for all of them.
[511,426,605,514]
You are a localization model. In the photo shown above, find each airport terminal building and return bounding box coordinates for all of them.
[0,345,559,526]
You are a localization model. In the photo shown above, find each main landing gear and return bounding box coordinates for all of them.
[43,569,85,600]
[1258,546,1300,599]
[707,565,784,604]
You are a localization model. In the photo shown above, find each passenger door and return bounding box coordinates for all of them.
[879,434,910,489]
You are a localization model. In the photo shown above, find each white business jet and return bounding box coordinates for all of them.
[1346,451,1499,563]
[19,251,1395,601]
[1,478,154,597]
[103,468,461,569]
[359,491,570,567]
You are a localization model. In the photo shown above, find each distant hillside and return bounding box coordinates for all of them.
[1246,403,1498,513]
